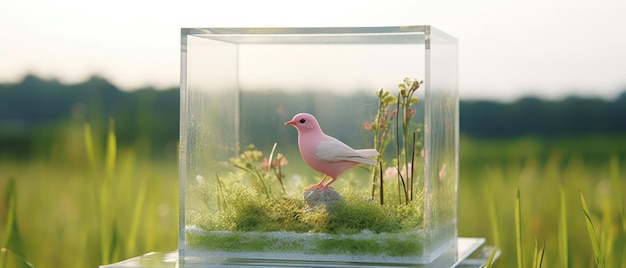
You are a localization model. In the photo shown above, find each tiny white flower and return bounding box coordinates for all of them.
[195,174,205,184]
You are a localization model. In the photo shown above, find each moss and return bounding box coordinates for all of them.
[317,236,382,255]
[316,232,425,257]
[264,197,313,232]
[187,183,430,258]
[327,201,399,234]
[188,232,280,252]
[324,190,423,234]
[187,230,426,257]
[298,206,330,233]
[192,184,424,235]
[381,234,423,256]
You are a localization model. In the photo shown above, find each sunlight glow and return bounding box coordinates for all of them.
[1,0,626,99]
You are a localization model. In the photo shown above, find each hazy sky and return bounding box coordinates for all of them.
[1,0,625,100]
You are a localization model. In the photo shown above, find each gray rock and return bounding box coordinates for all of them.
[303,187,344,213]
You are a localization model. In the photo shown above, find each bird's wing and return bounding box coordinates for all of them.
[315,137,378,164]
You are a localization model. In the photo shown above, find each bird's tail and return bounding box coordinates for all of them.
[353,149,379,165]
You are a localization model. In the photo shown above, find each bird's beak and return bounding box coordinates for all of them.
[284,120,295,126]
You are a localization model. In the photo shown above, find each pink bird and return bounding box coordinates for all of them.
[284,113,379,190]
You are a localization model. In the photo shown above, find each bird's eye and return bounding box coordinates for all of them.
[299,119,306,124]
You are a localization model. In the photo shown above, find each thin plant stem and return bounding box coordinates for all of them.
[396,167,408,205]
[215,174,227,211]
[370,99,385,200]
[402,100,409,191]
[267,143,277,175]
[410,131,416,201]
[395,93,402,204]
[267,143,285,194]
[401,85,415,194]
[379,162,384,205]
[235,144,270,199]
[275,162,285,194]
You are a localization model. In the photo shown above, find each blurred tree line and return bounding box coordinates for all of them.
[1,74,625,159]
[461,94,626,138]
[0,75,178,159]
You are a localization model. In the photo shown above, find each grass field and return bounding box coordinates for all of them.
[459,135,626,268]
[1,121,625,267]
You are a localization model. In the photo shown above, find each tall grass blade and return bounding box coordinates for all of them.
[609,155,625,232]
[83,123,98,170]
[126,176,147,255]
[1,179,15,253]
[532,238,538,268]
[101,121,116,264]
[0,248,36,268]
[605,155,620,266]
[77,225,90,267]
[487,195,501,248]
[93,119,118,265]
[538,239,545,268]
[105,118,117,177]
[85,122,109,264]
[483,246,499,268]
[532,238,545,268]
[1,178,29,268]
[622,199,625,233]
[559,178,568,267]
[618,199,626,265]
[609,155,620,198]
[515,187,523,268]
[579,189,605,268]
[99,186,111,264]
[109,222,121,263]
[603,178,623,268]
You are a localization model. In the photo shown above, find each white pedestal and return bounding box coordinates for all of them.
[100,238,496,268]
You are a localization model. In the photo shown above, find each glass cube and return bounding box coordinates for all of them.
[180,26,458,266]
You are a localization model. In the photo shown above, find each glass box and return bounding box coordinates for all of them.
[180,26,458,266]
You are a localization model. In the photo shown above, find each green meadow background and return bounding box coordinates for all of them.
[1,76,625,267]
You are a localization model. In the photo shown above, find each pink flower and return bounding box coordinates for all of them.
[401,163,413,179]
[384,167,398,180]
[389,109,398,120]
[364,121,372,131]
[383,164,413,180]
[407,109,416,120]
[379,115,386,126]
[438,163,447,181]
[263,154,288,169]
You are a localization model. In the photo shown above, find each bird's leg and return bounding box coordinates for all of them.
[320,177,337,191]
[305,175,329,191]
